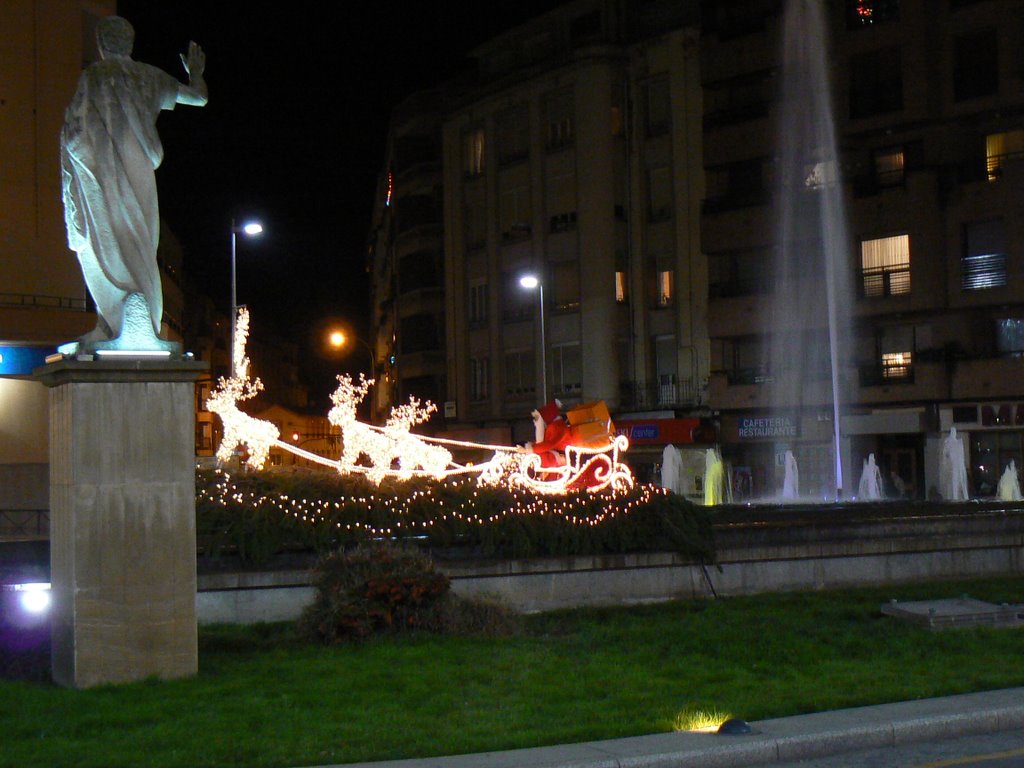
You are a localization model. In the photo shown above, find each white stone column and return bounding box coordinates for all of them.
[37,358,206,688]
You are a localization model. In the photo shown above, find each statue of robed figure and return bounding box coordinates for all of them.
[59,16,207,355]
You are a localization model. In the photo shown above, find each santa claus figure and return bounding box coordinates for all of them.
[525,399,572,472]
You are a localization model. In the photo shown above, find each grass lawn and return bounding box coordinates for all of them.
[3,576,1024,768]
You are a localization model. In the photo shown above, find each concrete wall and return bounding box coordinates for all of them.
[0,379,52,511]
[196,512,1024,622]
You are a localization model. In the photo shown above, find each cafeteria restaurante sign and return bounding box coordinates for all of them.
[738,415,799,439]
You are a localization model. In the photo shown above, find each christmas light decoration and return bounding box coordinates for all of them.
[205,308,280,469]
[198,469,678,541]
[208,311,634,494]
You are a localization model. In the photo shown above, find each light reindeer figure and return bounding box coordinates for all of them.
[205,309,279,469]
[384,397,452,480]
[328,373,395,483]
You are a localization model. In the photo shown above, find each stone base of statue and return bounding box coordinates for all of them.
[36,353,207,688]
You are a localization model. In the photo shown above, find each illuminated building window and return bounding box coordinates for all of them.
[961,219,1007,291]
[861,234,910,297]
[879,325,914,380]
[881,351,912,379]
[985,129,1024,181]
[385,171,393,206]
[464,128,485,176]
[657,269,674,306]
[615,271,628,303]
[846,0,900,29]
[873,146,905,187]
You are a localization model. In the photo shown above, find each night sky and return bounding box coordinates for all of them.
[115,1,563,398]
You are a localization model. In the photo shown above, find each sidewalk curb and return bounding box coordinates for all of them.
[310,688,1024,768]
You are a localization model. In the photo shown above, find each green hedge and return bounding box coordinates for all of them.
[196,468,715,567]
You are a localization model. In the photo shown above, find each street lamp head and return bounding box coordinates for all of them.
[241,221,264,236]
[519,274,540,289]
[328,330,346,349]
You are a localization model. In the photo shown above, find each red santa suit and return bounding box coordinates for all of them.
[528,400,572,471]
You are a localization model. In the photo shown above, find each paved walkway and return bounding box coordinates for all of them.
[312,688,1024,768]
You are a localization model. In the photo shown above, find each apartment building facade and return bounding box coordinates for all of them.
[367,0,710,480]
[703,0,1024,499]
[366,88,448,426]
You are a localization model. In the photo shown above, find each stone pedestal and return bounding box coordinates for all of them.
[36,358,206,688]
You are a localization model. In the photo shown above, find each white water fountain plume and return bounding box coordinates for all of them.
[857,453,883,501]
[771,0,854,498]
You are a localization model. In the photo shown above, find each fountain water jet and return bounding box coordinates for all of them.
[660,444,683,495]
[771,0,853,498]
[782,450,799,499]
[997,460,1021,501]
[704,448,729,506]
[858,453,883,500]
[940,427,969,501]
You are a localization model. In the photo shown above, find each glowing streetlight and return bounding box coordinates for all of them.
[230,219,264,375]
[328,329,376,382]
[519,273,547,403]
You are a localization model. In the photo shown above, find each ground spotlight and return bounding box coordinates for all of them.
[15,583,51,615]
[717,717,753,735]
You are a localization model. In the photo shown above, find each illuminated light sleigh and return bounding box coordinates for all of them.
[232,375,631,495]
[207,314,632,496]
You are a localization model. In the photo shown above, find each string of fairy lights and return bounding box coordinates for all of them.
[206,309,634,495]
[197,468,677,538]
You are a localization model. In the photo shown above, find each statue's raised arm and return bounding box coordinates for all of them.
[59,16,208,356]
[177,41,208,107]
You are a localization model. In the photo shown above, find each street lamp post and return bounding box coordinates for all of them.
[519,273,547,403]
[230,219,263,375]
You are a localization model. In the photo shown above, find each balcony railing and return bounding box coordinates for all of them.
[859,362,914,387]
[724,367,773,386]
[860,266,910,298]
[619,379,698,409]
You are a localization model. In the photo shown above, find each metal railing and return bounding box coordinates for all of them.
[859,363,914,387]
[619,379,699,409]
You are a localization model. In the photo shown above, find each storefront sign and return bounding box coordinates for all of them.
[738,415,799,439]
[0,346,52,376]
[615,418,701,445]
